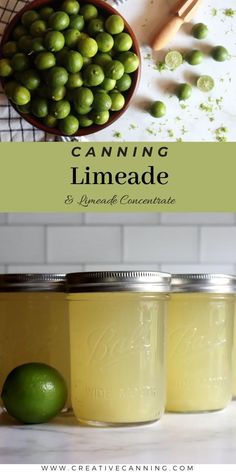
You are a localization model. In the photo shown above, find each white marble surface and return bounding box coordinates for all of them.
[1,402,236,464]
[88,0,236,142]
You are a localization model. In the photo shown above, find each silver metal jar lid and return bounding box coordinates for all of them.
[0,274,66,292]
[171,273,236,293]
[67,271,171,293]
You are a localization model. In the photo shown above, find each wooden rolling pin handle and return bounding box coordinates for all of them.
[152,15,184,51]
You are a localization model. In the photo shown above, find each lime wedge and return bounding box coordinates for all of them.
[165,50,183,70]
[197,75,215,92]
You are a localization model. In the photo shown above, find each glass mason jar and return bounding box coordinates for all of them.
[67,271,170,426]
[233,288,236,399]
[0,274,70,409]
[167,274,235,413]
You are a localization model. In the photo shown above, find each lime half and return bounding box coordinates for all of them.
[165,50,183,70]
[197,75,215,92]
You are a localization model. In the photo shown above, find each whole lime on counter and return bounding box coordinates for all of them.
[192,23,208,40]
[211,45,229,62]
[1,363,67,424]
[150,100,166,118]
[177,83,192,101]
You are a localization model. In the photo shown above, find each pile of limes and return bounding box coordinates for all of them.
[0,1,139,135]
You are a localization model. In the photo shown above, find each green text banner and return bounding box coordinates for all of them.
[0,142,235,212]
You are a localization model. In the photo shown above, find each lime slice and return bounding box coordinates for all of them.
[197,75,215,92]
[165,50,183,70]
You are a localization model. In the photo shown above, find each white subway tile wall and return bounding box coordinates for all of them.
[0,213,235,274]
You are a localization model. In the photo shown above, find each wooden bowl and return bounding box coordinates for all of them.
[0,0,141,137]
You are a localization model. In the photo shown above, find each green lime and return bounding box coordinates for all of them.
[32,37,45,53]
[31,97,48,117]
[2,41,18,58]
[50,99,71,119]
[80,4,98,21]
[21,10,39,27]
[197,75,214,92]
[43,115,58,128]
[18,35,33,53]
[12,84,31,105]
[177,83,192,101]
[61,0,80,15]
[30,20,47,37]
[17,103,31,114]
[88,18,104,36]
[186,50,204,65]
[49,85,66,101]
[116,73,131,92]
[39,6,54,20]
[44,31,65,52]
[104,60,124,80]
[192,23,208,39]
[35,52,56,70]
[0,58,13,77]
[64,28,80,47]
[63,50,83,73]
[59,114,79,135]
[79,114,93,127]
[73,86,94,110]
[96,32,114,52]
[78,37,98,57]
[92,91,112,112]
[75,104,92,115]
[150,100,166,118]
[1,363,67,424]
[117,52,139,73]
[83,64,104,86]
[67,72,83,88]
[69,14,85,30]
[93,53,112,67]
[12,25,27,40]
[90,110,109,125]
[47,66,69,87]
[49,11,70,31]
[11,53,30,72]
[100,77,116,91]
[113,32,132,52]
[20,69,41,90]
[165,50,183,70]
[109,90,125,111]
[211,46,229,62]
[105,15,124,35]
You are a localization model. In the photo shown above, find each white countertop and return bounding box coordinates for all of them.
[87,0,236,142]
[1,402,236,464]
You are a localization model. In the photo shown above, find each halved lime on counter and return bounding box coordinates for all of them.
[165,50,183,70]
[197,75,215,92]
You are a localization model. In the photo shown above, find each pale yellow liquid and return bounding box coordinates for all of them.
[233,304,236,397]
[68,292,167,425]
[0,292,70,408]
[167,293,234,412]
